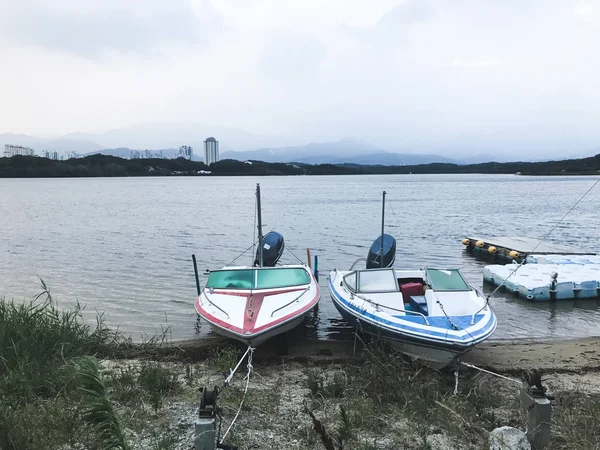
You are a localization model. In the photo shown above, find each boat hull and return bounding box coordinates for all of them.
[331,296,465,369]
[195,265,320,347]
[329,269,496,369]
[205,308,312,347]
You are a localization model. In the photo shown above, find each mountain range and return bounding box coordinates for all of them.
[220,138,459,165]
[2,123,598,165]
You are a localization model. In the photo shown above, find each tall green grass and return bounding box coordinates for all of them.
[0,292,113,403]
[0,283,117,449]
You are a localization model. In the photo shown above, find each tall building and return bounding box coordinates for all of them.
[4,144,34,157]
[179,145,193,160]
[203,137,219,165]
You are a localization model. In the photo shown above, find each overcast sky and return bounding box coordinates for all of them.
[1,0,599,156]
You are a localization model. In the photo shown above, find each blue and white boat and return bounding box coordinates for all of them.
[328,192,497,369]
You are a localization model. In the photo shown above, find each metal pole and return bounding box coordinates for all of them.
[192,254,201,296]
[381,191,386,267]
[256,183,264,268]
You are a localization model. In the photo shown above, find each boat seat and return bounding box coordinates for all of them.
[409,295,428,316]
[400,282,425,303]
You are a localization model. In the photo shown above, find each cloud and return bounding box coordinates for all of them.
[259,36,327,83]
[0,0,206,58]
[0,0,599,158]
[574,3,600,23]
[376,0,436,28]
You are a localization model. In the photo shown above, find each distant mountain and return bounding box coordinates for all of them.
[222,138,456,165]
[0,133,103,154]
[62,122,296,153]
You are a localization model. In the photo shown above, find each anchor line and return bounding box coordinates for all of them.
[453,361,521,396]
[284,245,308,265]
[435,299,459,331]
[220,346,254,444]
[223,345,254,386]
[224,240,259,267]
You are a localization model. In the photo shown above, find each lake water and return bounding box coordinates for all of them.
[1,174,600,342]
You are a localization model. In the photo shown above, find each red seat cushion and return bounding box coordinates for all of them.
[400,282,425,303]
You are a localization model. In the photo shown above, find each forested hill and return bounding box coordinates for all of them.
[1,153,599,178]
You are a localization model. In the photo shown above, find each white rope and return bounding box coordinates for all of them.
[454,367,460,395]
[220,347,254,443]
[224,345,253,386]
[460,361,521,385]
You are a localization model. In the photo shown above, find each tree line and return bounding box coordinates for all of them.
[1,153,599,178]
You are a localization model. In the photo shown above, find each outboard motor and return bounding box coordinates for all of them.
[366,233,396,269]
[254,231,285,267]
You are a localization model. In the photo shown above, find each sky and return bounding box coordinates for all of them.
[0,0,599,157]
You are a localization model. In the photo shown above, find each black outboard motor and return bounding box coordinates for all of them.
[366,233,396,269]
[254,231,285,267]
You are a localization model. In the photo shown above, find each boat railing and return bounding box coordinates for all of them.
[355,293,430,325]
[350,257,368,270]
[271,286,310,317]
[203,290,230,319]
[470,288,489,325]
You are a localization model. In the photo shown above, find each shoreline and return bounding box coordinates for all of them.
[122,335,600,374]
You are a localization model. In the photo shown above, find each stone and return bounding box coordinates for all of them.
[489,426,531,450]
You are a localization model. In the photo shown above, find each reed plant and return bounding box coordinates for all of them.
[0,282,118,449]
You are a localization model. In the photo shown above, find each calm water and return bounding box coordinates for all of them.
[1,174,600,341]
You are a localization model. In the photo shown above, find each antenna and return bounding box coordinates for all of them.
[381,191,386,268]
[256,183,264,268]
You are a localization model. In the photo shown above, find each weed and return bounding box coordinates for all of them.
[184,364,196,387]
[336,405,353,445]
[138,363,181,413]
[306,369,325,396]
[326,371,347,398]
[108,365,142,405]
[208,346,241,376]
[552,391,600,449]
[149,426,182,450]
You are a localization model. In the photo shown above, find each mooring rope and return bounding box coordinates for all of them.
[224,345,254,386]
[220,346,254,443]
[459,361,521,386]
[284,245,308,265]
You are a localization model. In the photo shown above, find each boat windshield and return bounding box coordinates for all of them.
[206,267,311,290]
[426,268,470,291]
[357,268,398,293]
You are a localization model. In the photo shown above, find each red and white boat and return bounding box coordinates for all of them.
[193,184,320,346]
[194,264,320,346]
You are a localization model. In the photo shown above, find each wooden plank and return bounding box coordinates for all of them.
[467,236,595,255]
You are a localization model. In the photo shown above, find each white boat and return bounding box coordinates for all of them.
[194,184,320,346]
[328,192,497,369]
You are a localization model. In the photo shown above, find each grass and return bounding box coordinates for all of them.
[301,341,525,449]
[552,391,600,449]
[0,282,119,449]
[2,284,600,450]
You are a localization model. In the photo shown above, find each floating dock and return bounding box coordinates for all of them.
[462,236,596,263]
[483,263,600,301]
[463,235,599,301]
